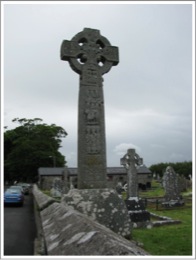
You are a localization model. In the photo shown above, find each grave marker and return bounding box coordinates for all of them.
[61,28,131,237]
[121,148,143,198]
[121,149,151,228]
[162,166,184,207]
[61,28,119,189]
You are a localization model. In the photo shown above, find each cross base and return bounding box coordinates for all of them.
[62,188,132,238]
[125,197,151,227]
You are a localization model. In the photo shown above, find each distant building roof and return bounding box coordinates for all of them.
[38,167,64,176]
[107,167,126,175]
[137,165,152,174]
[38,165,151,176]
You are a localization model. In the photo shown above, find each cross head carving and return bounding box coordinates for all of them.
[121,149,143,170]
[61,28,119,75]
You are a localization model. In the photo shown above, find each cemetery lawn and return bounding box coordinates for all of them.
[132,204,192,256]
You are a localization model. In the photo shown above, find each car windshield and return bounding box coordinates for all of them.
[5,189,21,194]
[10,186,22,190]
[18,183,26,186]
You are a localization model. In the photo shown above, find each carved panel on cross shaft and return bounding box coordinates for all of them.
[86,125,101,154]
[84,88,103,125]
[85,108,100,124]
[82,66,102,85]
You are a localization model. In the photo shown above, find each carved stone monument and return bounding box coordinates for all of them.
[121,149,151,227]
[162,166,184,207]
[61,28,132,237]
[121,149,143,198]
[61,28,118,189]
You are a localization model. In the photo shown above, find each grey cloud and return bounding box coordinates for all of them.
[2,3,193,167]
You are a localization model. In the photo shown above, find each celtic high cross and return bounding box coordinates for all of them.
[121,149,143,198]
[61,28,119,189]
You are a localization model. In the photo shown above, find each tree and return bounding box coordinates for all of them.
[4,118,68,183]
[149,161,192,179]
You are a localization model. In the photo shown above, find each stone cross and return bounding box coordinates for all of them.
[61,28,119,189]
[121,149,143,198]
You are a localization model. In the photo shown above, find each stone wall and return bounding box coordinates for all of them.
[33,185,150,256]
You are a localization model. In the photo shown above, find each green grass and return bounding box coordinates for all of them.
[139,180,165,198]
[131,183,193,256]
[41,190,51,196]
[41,189,61,201]
[132,206,192,255]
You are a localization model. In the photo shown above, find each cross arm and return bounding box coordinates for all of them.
[103,46,119,66]
[60,40,82,74]
[60,40,80,61]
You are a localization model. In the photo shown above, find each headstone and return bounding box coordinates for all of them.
[162,166,184,207]
[49,167,70,197]
[121,149,142,198]
[121,149,151,228]
[60,28,132,237]
[62,166,69,193]
[61,28,119,189]
[50,178,62,198]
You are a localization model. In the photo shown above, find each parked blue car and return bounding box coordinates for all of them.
[4,188,24,206]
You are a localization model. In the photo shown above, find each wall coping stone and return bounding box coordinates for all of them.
[33,184,56,211]
[41,202,150,256]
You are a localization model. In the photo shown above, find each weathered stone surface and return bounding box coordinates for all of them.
[61,28,119,189]
[121,148,143,198]
[61,188,132,237]
[120,149,151,227]
[162,166,184,206]
[125,198,150,225]
[50,178,63,198]
[33,185,55,211]
[41,202,150,256]
[50,188,62,198]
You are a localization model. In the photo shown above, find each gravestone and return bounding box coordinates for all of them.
[61,28,132,237]
[50,167,69,197]
[61,28,118,189]
[62,166,70,193]
[162,166,184,207]
[121,149,151,227]
[121,149,143,198]
[50,178,63,198]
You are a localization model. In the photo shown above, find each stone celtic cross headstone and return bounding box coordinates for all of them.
[121,148,143,198]
[121,149,151,227]
[61,28,119,189]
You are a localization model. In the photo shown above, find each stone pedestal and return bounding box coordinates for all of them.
[61,188,132,238]
[125,197,151,228]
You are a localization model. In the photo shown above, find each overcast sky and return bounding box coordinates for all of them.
[2,2,194,168]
